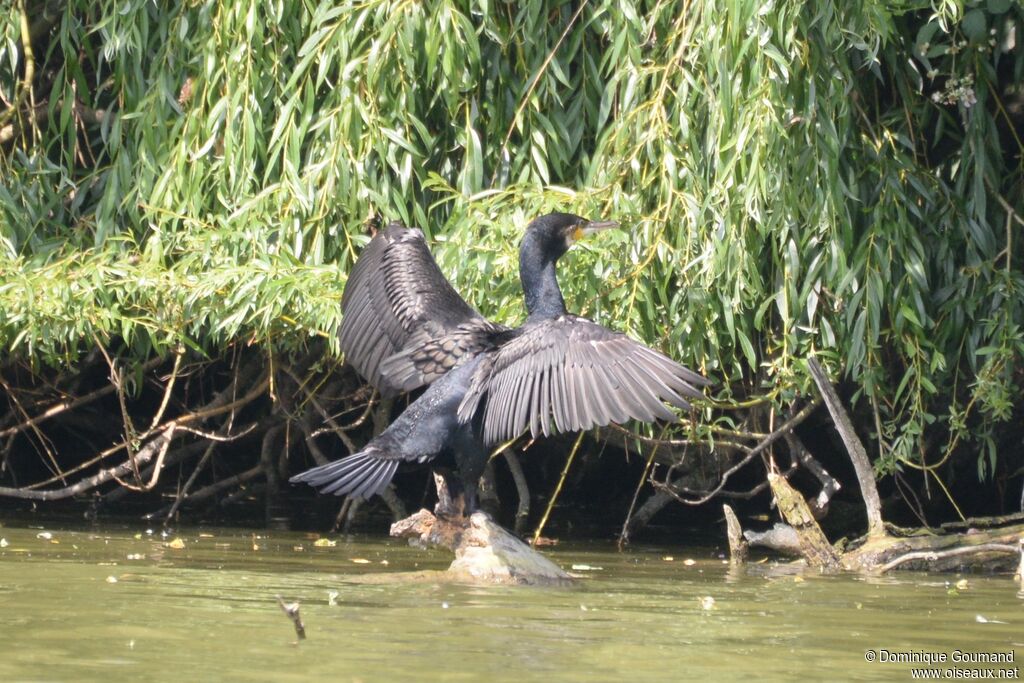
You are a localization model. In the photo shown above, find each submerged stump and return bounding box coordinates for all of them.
[389,474,573,586]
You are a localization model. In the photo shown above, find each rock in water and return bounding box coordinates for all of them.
[389,474,572,586]
[448,512,572,585]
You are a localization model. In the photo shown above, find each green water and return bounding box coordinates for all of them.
[0,522,1020,682]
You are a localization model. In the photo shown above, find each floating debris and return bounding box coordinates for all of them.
[350,558,371,564]
[0,538,8,548]
[166,538,186,549]
[570,564,603,571]
[313,538,336,548]
[106,576,118,584]
[683,559,696,566]
[955,578,969,590]
[327,591,339,607]
[976,615,1008,625]
[36,532,53,540]
[276,596,306,640]
[126,553,144,560]
[662,556,674,561]
[699,596,716,611]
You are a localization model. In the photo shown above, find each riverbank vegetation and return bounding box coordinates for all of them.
[1,1,1021,548]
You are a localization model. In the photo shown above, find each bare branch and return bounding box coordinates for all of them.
[23,367,268,490]
[807,357,885,538]
[0,357,163,440]
[652,398,822,506]
[0,427,176,500]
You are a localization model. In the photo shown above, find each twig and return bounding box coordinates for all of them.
[281,366,361,453]
[333,496,356,533]
[111,425,177,492]
[311,396,377,437]
[93,337,142,485]
[101,440,218,504]
[275,596,306,641]
[149,350,184,431]
[22,368,267,490]
[618,424,666,549]
[0,375,64,484]
[606,422,746,451]
[938,511,1024,532]
[155,421,259,520]
[175,423,257,441]
[259,423,285,519]
[531,432,584,547]
[651,398,821,506]
[164,440,218,523]
[0,358,163,440]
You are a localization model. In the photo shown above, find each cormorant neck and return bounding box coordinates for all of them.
[519,232,567,320]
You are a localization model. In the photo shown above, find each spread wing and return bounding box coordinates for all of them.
[338,223,504,393]
[458,316,709,444]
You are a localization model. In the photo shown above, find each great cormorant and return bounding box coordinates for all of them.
[290,213,708,511]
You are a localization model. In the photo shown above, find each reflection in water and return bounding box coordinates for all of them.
[0,523,1020,682]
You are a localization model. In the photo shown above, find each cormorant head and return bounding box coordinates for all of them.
[521,212,619,262]
[519,212,618,318]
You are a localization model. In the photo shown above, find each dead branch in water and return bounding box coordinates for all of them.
[767,471,841,571]
[876,543,1020,573]
[722,504,748,563]
[807,357,885,538]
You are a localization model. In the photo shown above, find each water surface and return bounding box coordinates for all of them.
[0,522,1020,681]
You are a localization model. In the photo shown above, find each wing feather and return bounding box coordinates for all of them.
[459,315,709,444]
[338,224,505,393]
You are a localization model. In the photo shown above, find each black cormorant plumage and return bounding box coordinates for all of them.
[290,213,708,511]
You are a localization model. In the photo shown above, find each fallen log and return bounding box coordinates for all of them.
[727,499,1024,574]
[843,523,1024,573]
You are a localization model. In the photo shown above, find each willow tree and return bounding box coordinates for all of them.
[0,0,1021,527]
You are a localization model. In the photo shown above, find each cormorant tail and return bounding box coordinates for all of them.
[289,447,399,500]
